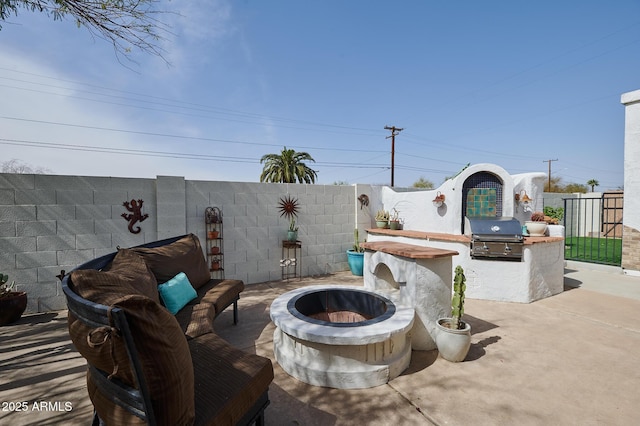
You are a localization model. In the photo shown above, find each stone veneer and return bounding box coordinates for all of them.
[622,225,640,271]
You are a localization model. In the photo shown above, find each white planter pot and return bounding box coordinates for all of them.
[435,318,471,362]
[547,224,564,237]
[525,221,548,237]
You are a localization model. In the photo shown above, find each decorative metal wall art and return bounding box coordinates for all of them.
[122,199,149,234]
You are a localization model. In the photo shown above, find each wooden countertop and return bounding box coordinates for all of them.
[365,228,564,245]
[366,228,471,243]
[360,241,459,259]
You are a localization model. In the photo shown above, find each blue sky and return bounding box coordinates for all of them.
[1,1,638,189]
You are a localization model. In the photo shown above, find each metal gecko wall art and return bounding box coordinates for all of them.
[121,199,149,234]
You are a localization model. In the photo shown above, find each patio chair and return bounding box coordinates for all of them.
[63,276,158,425]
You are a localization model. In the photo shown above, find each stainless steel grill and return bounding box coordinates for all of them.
[464,216,524,261]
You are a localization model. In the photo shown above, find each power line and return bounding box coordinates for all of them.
[0,115,387,154]
[0,137,393,171]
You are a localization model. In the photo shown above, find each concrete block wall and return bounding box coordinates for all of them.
[185,180,355,284]
[0,173,357,313]
[0,174,158,313]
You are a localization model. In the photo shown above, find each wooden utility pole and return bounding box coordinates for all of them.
[543,159,558,191]
[384,125,403,186]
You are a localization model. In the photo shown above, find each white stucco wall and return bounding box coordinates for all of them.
[370,163,545,234]
[622,89,640,230]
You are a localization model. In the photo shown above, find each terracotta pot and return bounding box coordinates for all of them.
[0,292,27,326]
[210,246,220,255]
[211,261,221,271]
[207,231,219,239]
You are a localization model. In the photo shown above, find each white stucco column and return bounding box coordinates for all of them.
[621,89,640,273]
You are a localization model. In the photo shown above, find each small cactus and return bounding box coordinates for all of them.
[352,229,364,253]
[451,266,466,330]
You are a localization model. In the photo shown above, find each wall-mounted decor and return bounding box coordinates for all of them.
[358,194,369,209]
[121,199,149,234]
[278,195,299,219]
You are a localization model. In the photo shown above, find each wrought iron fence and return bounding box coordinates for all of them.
[562,193,623,266]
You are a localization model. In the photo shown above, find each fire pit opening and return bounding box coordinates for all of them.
[288,288,395,326]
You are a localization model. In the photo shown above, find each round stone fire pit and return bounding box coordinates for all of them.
[270,285,414,389]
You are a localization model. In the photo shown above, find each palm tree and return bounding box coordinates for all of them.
[260,147,318,183]
[587,179,600,192]
[412,176,434,189]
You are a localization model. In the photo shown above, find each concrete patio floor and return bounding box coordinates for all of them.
[1,263,640,425]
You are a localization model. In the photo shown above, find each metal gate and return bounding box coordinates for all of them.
[563,192,623,266]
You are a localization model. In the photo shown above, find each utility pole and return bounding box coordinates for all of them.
[543,159,558,191]
[384,125,403,186]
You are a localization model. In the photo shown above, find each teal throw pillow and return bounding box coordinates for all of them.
[158,272,197,315]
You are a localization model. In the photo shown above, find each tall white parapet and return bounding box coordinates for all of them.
[621,89,640,273]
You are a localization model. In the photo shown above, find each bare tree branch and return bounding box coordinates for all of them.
[0,1,173,63]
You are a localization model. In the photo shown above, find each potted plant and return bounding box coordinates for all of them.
[389,208,401,230]
[435,266,471,362]
[346,229,365,276]
[375,209,390,228]
[525,211,548,237]
[544,206,565,237]
[287,218,299,242]
[0,273,27,326]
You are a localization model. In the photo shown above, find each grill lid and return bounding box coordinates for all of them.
[464,216,523,241]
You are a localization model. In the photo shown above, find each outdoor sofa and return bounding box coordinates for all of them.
[61,233,274,425]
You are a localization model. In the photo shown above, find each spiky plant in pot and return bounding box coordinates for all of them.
[435,265,471,361]
[0,273,16,298]
[0,272,27,326]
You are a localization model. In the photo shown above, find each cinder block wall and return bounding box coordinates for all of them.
[0,173,357,313]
